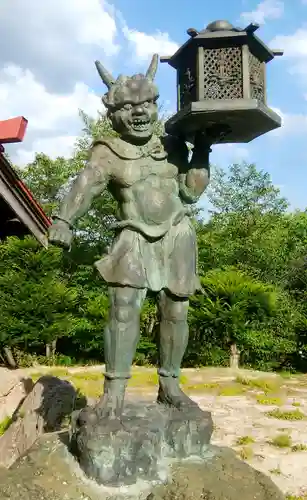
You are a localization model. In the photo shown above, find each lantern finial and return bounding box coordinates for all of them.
[205,20,235,32]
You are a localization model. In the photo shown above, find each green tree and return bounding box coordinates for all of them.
[188,268,298,370]
[208,162,288,215]
[0,237,78,365]
[197,163,291,283]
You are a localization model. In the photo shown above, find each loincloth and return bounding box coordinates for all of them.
[94,216,201,297]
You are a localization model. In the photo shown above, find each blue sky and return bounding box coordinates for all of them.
[1,0,307,212]
[110,0,307,212]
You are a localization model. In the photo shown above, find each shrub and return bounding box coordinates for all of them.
[0,416,12,436]
[266,409,305,421]
[270,433,292,448]
[236,436,255,445]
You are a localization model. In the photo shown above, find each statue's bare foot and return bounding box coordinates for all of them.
[94,393,124,420]
[77,406,99,426]
[76,379,126,426]
[157,376,201,412]
[76,396,123,430]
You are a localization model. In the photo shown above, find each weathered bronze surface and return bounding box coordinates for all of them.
[71,401,213,485]
[45,25,286,491]
[48,54,211,420]
[161,20,283,143]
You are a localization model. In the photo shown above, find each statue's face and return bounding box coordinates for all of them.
[108,77,159,143]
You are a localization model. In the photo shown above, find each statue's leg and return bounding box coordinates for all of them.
[96,285,147,419]
[157,289,199,410]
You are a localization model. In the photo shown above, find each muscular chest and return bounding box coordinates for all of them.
[113,156,178,187]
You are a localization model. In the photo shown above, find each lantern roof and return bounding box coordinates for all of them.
[160,19,283,67]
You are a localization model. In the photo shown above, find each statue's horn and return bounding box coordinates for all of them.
[146,53,159,80]
[95,60,115,89]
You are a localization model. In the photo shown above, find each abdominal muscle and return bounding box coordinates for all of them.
[119,175,185,226]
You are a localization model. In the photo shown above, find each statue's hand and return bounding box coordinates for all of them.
[162,134,189,161]
[193,130,212,153]
[48,218,73,249]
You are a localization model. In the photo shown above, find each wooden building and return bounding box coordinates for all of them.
[0,117,50,247]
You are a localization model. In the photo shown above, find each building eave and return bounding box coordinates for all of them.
[0,153,51,247]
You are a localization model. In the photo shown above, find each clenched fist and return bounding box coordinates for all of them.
[48,218,73,249]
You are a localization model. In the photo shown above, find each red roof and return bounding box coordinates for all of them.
[0,116,51,246]
[16,175,51,228]
[0,116,28,144]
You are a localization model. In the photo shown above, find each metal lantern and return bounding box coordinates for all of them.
[161,20,283,143]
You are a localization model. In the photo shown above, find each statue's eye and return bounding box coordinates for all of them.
[124,103,132,110]
[143,101,149,108]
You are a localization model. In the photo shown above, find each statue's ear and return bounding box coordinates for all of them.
[101,95,109,108]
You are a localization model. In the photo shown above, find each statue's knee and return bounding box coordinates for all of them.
[111,289,141,323]
[114,304,136,323]
[160,295,189,322]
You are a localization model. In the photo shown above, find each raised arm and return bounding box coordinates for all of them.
[178,132,211,204]
[48,143,111,248]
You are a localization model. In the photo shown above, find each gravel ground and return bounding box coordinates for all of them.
[21,365,307,498]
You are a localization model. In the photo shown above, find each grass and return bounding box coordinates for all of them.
[185,381,246,395]
[30,367,69,382]
[129,371,189,388]
[238,446,254,461]
[0,416,12,436]
[256,395,283,406]
[280,371,293,379]
[235,375,281,393]
[270,467,282,475]
[29,368,192,399]
[236,435,255,445]
[71,372,103,381]
[286,496,307,500]
[266,408,305,421]
[69,376,103,399]
[217,383,246,396]
[29,368,104,399]
[269,433,292,448]
[186,382,220,392]
[291,444,307,452]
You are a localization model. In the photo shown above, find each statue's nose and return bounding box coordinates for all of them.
[133,105,145,115]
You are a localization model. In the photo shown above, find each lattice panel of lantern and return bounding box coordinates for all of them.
[249,52,265,103]
[179,64,197,108]
[203,47,243,100]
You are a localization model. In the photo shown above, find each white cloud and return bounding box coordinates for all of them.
[211,143,250,166]
[122,26,179,62]
[0,1,179,167]
[15,136,78,166]
[270,29,307,82]
[0,0,119,92]
[0,65,101,132]
[0,65,102,164]
[240,0,284,25]
[0,66,101,132]
[270,106,307,136]
[271,29,307,58]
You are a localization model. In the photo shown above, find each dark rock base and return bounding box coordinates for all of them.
[0,433,285,500]
[70,401,213,486]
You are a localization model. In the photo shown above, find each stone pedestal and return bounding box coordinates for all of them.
[0,432,286,500]
[70,401,213,486]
